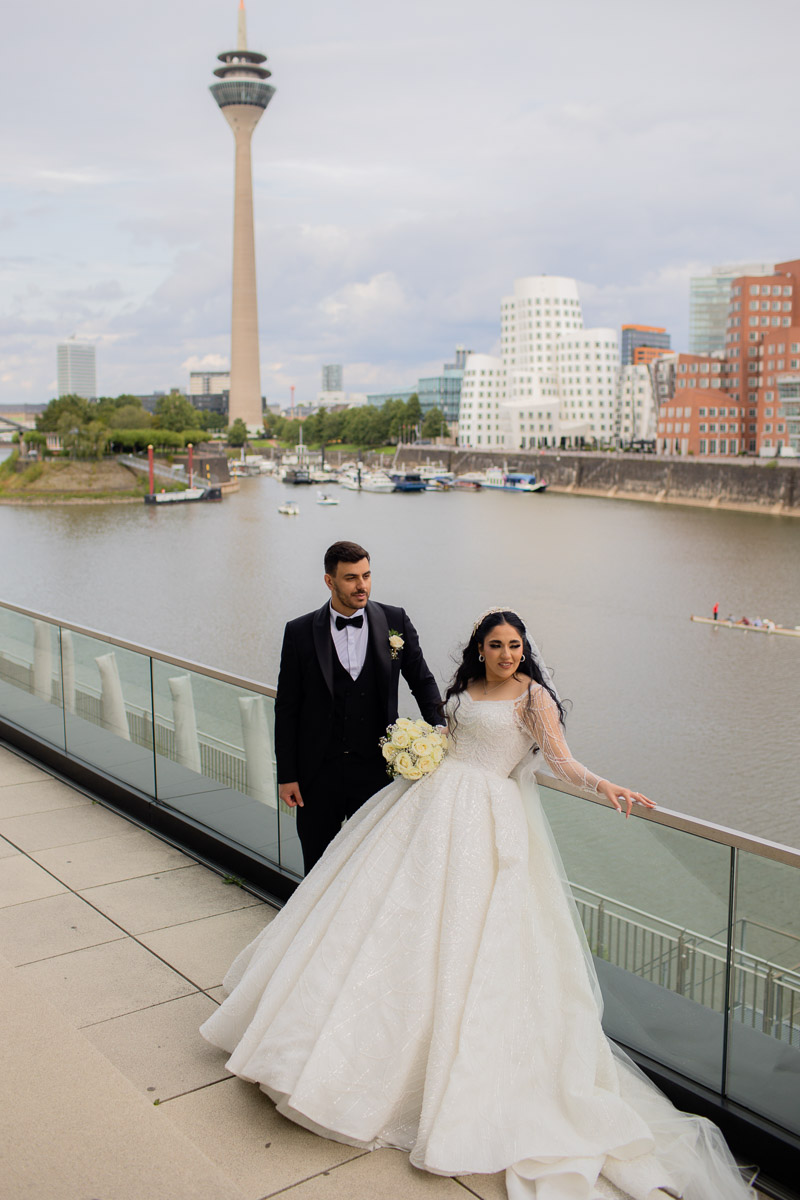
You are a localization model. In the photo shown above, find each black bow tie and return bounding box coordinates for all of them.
[335,614,364,630]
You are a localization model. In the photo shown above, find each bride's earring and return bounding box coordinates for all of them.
[520,654,525,661]
[478,653,485,662]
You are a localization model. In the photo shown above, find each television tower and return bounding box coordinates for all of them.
[210,2,275,432]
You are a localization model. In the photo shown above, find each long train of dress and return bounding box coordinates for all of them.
[200,690,754,1200]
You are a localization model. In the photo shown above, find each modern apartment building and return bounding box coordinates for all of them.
[777,376,800,452]
[418,347,470,424]
[656,258,800,455]
[189,371,230,396]
[322,364,343,392]
[689,263,773,355]
[615,364,658,443]
[723,258,800,453]
[57,339,96,400]
[621,324,671,365]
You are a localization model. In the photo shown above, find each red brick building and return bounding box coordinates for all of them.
[657,378,745,456]
[657,258,800,455]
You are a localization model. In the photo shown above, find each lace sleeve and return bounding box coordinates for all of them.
[514,684,604,794]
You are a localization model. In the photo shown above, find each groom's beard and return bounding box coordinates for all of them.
[330,582,370,613]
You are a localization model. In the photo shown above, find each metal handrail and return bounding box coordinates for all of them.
[1,596,798,867]
[0,598,277,699]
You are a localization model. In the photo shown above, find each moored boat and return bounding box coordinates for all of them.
[282,466,312,485]
[389,471,426,492]
[481,468,547,492]
[144,486,222,505]
[339,466,395,492]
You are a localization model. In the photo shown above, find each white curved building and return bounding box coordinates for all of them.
[457,353,506,448]
[615,363,657,443]
[555,328,619,443]
[458,275,623,449]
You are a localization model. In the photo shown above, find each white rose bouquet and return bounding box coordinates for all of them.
[380,717,448,781]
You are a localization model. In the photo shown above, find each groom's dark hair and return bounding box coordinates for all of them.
[324,540,371,575]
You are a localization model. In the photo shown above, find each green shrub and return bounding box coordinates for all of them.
[20,462,44,484]
[0,449,20,480]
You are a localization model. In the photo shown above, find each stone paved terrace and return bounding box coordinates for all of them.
[0,743,767,1200]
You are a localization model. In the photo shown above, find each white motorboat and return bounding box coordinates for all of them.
[278,502,300,515]
[339,466,395,493]
[316,492,339,505]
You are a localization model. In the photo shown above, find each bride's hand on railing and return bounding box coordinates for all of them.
[597,778,657,819]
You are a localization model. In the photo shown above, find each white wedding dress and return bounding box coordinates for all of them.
[200,688,753,1200]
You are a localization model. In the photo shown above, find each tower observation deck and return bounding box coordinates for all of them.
[210,2,276,432]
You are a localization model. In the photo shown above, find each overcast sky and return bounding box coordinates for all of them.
[2,0,798,407]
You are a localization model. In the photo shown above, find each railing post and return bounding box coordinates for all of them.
[763,968,775,1036]
[596,899,605,958]
[676,932,688,996]
[721,846,738,1099]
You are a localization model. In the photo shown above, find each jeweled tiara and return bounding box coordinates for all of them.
[471,607,524,636]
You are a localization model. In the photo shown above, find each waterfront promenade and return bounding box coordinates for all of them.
[0,741,514,1200]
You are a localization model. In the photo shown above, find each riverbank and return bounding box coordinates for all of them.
[395,448,800,515]
[0,456,161,505]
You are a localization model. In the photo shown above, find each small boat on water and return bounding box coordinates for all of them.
[339,466,396,493]
[316,492,339,505]
[144,486,222,505]
[282,466,312,485]
[453,474,483,491]
[278,501,300,515]
[389,471,427,492]
[690,616,800,638]
[481,469,547,493]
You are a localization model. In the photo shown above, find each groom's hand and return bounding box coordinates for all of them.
[279,782,304,808]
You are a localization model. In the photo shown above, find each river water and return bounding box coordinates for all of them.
[1,456,798,845]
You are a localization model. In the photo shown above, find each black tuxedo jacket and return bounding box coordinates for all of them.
[274,600,442,787]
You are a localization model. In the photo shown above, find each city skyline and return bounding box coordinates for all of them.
[2,0,799,407]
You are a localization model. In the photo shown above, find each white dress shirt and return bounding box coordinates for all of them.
[329,603,370,680]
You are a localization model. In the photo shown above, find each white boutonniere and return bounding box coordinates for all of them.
[388,629,404,660]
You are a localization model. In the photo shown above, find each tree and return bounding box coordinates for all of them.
[227,418,249,447]
[37,395,91,432]
[112,404,153,429]
[22,430,47,457]
[341,405,385,448]
[421,407,448,440]
[154,392,202,432]
[406,393,422,428]
[94,394,143,426]
[196,410,227,432]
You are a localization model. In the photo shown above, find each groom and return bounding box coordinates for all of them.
[275,540,442,873]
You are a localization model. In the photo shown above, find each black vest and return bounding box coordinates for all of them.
[331,640,384,759]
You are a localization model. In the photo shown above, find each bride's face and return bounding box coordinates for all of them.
[479,623,524,683]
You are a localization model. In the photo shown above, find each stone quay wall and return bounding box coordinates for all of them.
[393,448,800,515]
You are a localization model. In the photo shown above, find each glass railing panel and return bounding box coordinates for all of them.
[149,664,299,874]
[726,851,800,1133]
[0,607,65,750]
[539,782,732,1092]
[62,630,154,794]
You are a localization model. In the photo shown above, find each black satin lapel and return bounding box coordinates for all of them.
[367,602,392,694]
[312,604,335,697]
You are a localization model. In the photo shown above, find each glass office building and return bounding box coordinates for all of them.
[689,264,773,355]
[57,340,97,400]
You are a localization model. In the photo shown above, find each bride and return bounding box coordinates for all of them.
[201,608,754,1200]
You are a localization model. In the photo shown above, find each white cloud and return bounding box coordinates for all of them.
[182,352,229,372]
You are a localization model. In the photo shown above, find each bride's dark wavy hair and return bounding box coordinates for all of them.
[445,610,566,732]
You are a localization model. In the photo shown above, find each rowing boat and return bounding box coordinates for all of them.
[690,616,800,638]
